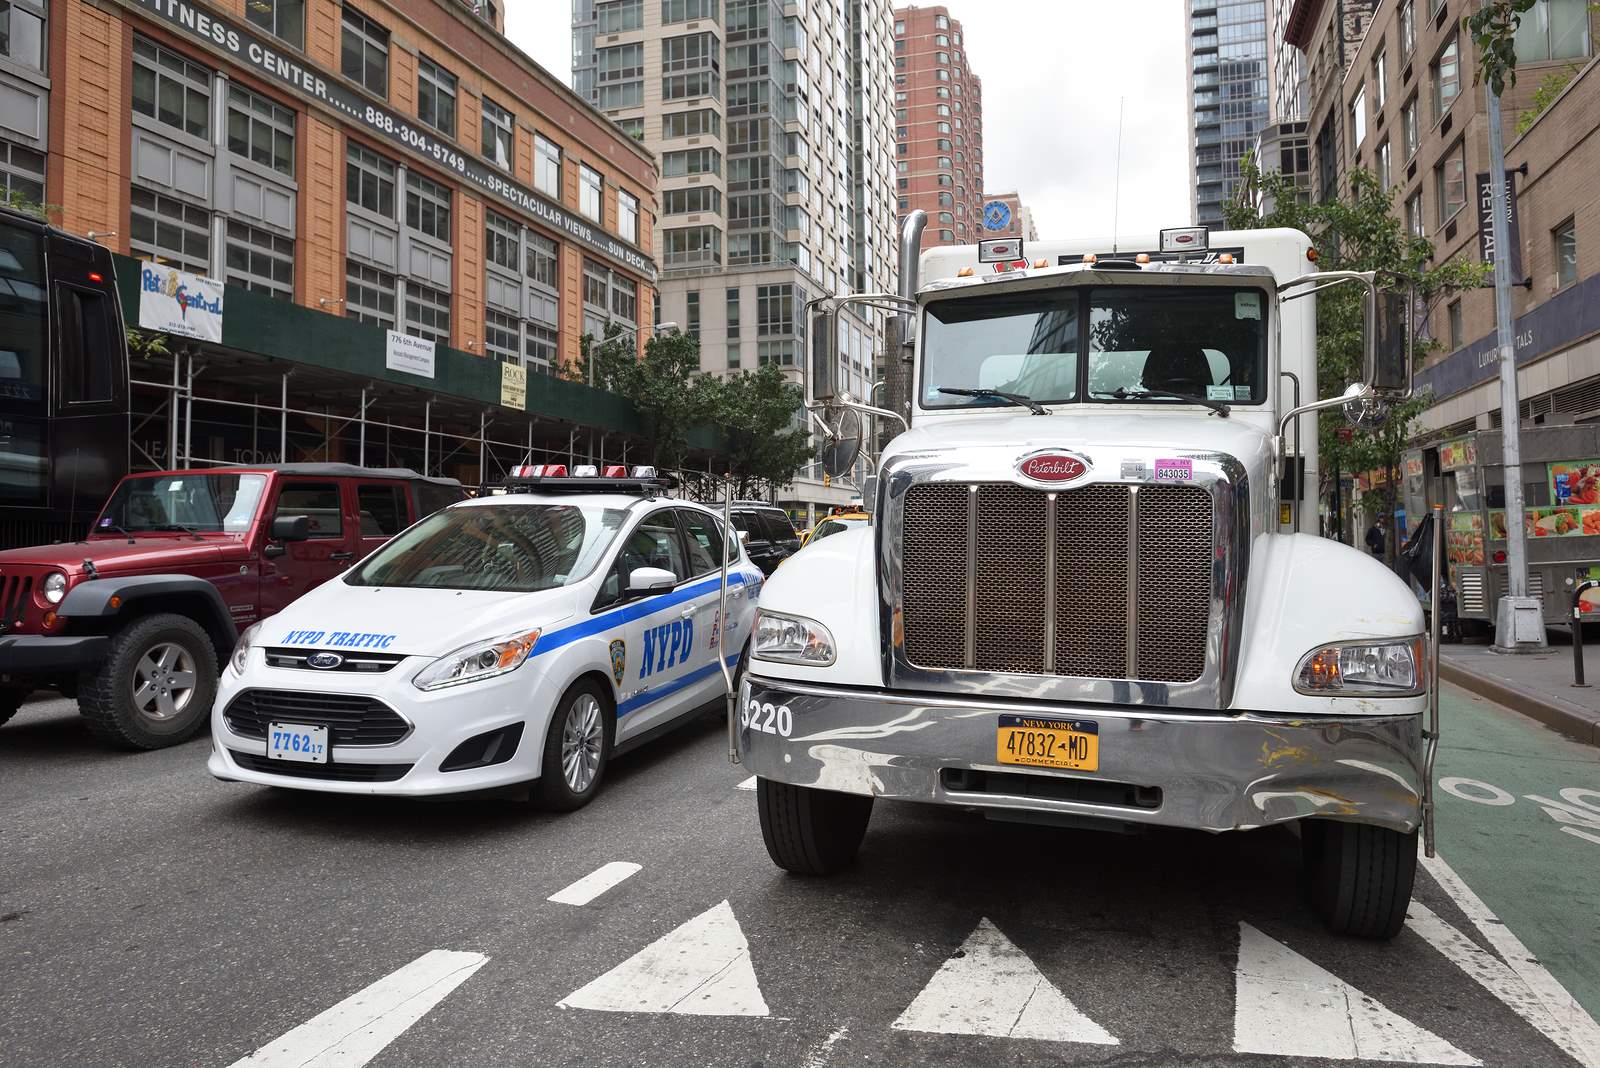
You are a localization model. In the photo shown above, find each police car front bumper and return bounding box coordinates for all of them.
[738,674,1425,834]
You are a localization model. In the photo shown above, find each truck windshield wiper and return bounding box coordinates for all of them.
[1092,387,1230,418]
[936,387,1049,416]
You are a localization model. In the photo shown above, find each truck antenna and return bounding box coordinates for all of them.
[1112,96,1125,255]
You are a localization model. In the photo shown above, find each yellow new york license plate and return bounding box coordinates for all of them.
[996,715,1099,771]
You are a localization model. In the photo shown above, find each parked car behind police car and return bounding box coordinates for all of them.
[208,468,762,806]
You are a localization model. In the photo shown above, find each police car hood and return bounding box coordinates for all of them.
[264,578,579,657]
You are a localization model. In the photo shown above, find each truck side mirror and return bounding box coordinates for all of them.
[271,514,311,542]
[809,302,838,405]
[1366,287,1412,398]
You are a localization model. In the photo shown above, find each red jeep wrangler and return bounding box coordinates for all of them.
[0,464,464,748]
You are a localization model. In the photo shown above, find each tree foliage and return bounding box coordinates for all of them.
[703,362,813,499]
[1223,161,1488,525]
[1466,0,1539,96]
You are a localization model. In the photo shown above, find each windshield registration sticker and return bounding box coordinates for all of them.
[1205,385,1232,400]
[1154,459,1193,482]
[1235,292,1261,320]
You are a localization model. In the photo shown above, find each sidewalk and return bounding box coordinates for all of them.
[1439,633,1600,746]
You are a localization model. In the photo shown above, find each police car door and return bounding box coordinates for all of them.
[675,507,749,683]
[611,508,700,741]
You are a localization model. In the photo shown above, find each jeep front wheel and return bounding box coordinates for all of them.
[78,614,219,750]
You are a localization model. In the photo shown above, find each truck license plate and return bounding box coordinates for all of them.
[268,722,329,764]
[996,715,1098,772]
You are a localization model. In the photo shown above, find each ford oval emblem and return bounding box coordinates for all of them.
[1017,452,1089,483]
[306,652,343,670]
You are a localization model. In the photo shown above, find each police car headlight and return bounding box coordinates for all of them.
[752,611,835,666]
[412,629,542,691]
[230,621,263,677]
[42,571,67,604]
[1294,637,1424,696]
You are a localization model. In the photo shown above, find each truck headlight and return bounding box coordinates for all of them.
[753,611,836,666]
[42,571,67,604]
[1294,638,1424,696]
[230,621,263,677]
[412,630,541,691]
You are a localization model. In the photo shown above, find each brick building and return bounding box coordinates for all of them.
[1282,0,1376,205]
[893,5,984,250]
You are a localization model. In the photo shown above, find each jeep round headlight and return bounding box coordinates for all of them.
[1294,638,1424,696]
[753,610,836,666]
[42,571,67,604]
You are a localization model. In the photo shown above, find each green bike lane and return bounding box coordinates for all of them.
[1431,682,1600,1020]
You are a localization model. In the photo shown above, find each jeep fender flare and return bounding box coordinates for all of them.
[59,575,239,653]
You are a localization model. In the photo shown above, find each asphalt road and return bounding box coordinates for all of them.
[2,687,1597,1068]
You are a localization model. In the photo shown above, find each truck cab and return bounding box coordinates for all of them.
[738,220,1430,939]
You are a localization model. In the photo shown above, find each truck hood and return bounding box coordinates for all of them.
[259,579,580,658]
[881,410,1276,466]
[0,536,239,575]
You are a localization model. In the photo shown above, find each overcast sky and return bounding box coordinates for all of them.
[505,1,1191,237]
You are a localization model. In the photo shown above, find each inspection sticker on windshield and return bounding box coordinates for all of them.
[1205,385,1233,401]
[1235,292,1261,320]
[1154,459,1193,482]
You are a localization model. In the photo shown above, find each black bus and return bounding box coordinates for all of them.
[0,206,128,548]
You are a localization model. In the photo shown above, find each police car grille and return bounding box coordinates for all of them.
[263,648,407,673]
[224,690,412,746]
[900,482,1213,683]
[229,750,412,782]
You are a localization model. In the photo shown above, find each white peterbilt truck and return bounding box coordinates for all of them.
[733,214,1437,939]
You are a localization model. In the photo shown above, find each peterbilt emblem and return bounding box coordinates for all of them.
[1016,452,1089,483]
[306,652,343,670]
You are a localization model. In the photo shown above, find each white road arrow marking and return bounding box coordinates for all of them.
[557,900,768,1016]
[891,918,1117,1045]
[1421,852,1600,1068]
[736,776,757,791]
[547,861,641,906]
[1233,923,1478,1064]
[227,949,487,1068]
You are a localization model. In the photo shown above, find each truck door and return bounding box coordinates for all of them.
[353,481,410,561]
[258,479,358,619]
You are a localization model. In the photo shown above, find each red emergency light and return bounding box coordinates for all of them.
[604,465,629,478]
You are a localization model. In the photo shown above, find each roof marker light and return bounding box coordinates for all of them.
[1033,258,1048,269]
[1135,253,1151,264]
[1307,247,1320,262]
[88,272,104,283]
[957,266,974,277]
[1082,253,1098,265]
[1218,253,1235,265]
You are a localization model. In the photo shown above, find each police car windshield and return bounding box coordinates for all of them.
[346,503,628,592]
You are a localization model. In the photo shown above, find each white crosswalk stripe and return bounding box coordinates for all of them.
[548,861,642,906]
[227,950,488,1068]
[557,900,769,1016]
[1232,923,1478,1064]
[891,918,1117,1045]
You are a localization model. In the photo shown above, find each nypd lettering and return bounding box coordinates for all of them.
[641,618,694,678]
[278,629,397,649]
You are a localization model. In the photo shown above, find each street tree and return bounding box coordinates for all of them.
[1466,0,1539,96]
[580,325,716,471]
[706,363,813,499]
[1222,163,1487,546]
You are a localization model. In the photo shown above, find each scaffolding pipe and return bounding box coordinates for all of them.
[423,400,431,476]
[182,353,194,468]
[478,411,487,482]
[168,355,180,466]
[358,387,367,467]
[280,373,288,461]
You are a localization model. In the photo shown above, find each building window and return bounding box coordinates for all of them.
[935,14,948,28]
[755,283,793,336]
[1435,142,1466,225]
[0,140,44,205]
[1400,0,1415,55]
[405,172,452,242]
[227,85,295,177]
[1351,85,1367,149]
[346,260,396,329]
[726,286,740,341]
[131,187,210,274]
[685,290,700,337]
[1405,190,1424,236]
[663,186,723,214]
[525,291,559,374]
[597,0,643,32]
[1401,96,1419,159]
[663,108,721,138]
[132,36,210,139]
[663,0,718,23]
[535,135,561,198]
[340,6,389,97]
[662,225,722,266]
[1377,139,1392,188]
[618,191,639,243]
[404,281,450,345]
[1431,35,1459,121]
[1515,0,1591,61]
[245,0,304,50]
[526,231,558,287]
[1447,299,1463,348]
[416,56,456,137]
[580,165,603,221]
[225,220,293,299]
[484,211,519,270]
[894,19,904,33]
[1555,217,1578,288]
[1373,51,1388,109]
[939,229,955,241]
[481,97,514,171]
[346,143,396,217]
[938,191,953,206]
[662,147,720,176]
[484,307,519,363]
[938,211,953,225]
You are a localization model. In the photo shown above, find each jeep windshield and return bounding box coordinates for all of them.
[921,285,1267,411]
[346,503,628,592]
[94,473,269,534]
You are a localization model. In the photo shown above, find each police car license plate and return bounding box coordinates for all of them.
[268,722,329,764]
[995,715,1098,772]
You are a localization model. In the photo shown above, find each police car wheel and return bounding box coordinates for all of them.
[536,681,612,812]
[757,777,873,876]
[1302,819,1417,939]
[78,614,219,751]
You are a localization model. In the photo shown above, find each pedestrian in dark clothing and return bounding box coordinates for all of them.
[1365,516,1387,557]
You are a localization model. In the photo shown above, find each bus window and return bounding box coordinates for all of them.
[0,220,46,406]
[55,285,117,405]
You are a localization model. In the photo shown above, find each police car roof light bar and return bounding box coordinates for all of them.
[498,474,679,495]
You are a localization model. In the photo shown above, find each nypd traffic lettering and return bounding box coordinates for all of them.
[641,618,694,678]
[278,629,397,649]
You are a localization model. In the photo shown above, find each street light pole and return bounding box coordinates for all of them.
[1485,58,1545,650]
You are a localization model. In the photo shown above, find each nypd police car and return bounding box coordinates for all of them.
[207,467,762,807]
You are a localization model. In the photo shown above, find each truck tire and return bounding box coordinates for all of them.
[1302,819,1417,939]
[0,687,26,728]
[757,777,873,876]
[77,614,219,750]
[535,680,612,812]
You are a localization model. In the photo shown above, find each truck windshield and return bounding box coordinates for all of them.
[95,474,268,533]
[922,285,1266,410]
[346,503,628,592]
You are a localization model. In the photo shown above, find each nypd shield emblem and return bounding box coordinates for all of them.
[609,639,626,685]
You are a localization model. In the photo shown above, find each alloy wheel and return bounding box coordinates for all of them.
[560,693,604,793]
[131,642,198,722]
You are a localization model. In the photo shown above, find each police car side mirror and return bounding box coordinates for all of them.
[271,515,311,542]
[627,566,677,597]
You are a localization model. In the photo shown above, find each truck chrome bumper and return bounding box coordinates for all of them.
[738,674,1425,835]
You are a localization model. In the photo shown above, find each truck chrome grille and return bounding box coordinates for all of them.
[901,481,1213,683]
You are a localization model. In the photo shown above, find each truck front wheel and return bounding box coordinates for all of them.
[0,687,26,728]
[1302,819,1418,939]
[757,778,873,876]
[77,614,219,750]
